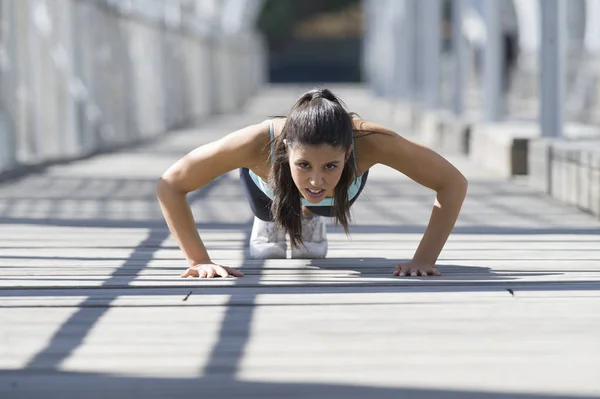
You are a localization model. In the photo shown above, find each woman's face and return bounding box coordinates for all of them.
[287,143,351,203]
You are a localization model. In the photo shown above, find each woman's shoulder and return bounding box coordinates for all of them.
[352,118,401,147]
[159,119,274,194]
[268,117,286,137]
[352,118,409,164]
[352,118,397,136]
[200,119,274,168]
[243,119,277,160]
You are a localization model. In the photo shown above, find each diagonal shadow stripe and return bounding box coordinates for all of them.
[24,176,227,370]
[200,217,265,376]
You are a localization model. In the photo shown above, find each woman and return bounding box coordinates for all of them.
[157,88,468,278]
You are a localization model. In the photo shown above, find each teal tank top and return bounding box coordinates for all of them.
[247,119,363,207]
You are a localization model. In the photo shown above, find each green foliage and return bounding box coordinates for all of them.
[257,0,360,45]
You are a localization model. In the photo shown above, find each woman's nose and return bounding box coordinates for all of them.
[309,174,324,187]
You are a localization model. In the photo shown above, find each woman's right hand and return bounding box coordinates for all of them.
[181,262,244,278]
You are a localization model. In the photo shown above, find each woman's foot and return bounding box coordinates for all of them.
[291,214,328,259]
[249,217,287,259]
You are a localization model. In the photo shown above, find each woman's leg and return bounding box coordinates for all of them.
[239,168,286,259]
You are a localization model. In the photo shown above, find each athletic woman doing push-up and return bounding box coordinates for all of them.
[157,88,468,278]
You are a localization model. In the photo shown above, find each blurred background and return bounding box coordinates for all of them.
[0,0,598,216]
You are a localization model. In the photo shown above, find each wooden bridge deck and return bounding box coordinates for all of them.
[1,86,599,399]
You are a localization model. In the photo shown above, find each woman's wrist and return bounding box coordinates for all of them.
[188,255,212,266]
[411,257,436,268]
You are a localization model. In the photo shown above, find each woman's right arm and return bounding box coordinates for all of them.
[156,121,268,276]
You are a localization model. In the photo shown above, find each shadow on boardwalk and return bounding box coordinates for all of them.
[1,369,593,399]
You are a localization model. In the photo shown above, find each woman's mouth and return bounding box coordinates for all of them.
[304,188,325,200]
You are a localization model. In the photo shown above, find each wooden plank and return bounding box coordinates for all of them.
[2,87,600,399]
[2,273,600,289]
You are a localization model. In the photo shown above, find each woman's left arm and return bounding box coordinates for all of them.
[360,122,468,276]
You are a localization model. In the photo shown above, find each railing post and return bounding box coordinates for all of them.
[539,0,566,138]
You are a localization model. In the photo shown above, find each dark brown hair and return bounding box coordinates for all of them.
[269,88,358,249]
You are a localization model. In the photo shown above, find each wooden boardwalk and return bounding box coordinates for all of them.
[1,86,600,399]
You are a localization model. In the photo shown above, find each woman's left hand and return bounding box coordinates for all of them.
[393,260,441,277]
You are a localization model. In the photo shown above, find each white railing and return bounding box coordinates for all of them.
[0,0,266,176]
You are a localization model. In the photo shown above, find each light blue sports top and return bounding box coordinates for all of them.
[247,119,363,206]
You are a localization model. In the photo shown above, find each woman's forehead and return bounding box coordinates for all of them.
[290,142,344,152]
[288,143,347,159]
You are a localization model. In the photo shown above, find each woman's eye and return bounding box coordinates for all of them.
[325,164,337,170]
[298,162,310,168]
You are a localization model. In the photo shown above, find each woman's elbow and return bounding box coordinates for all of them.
[440,172,468,198]
[156,176,183,200]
